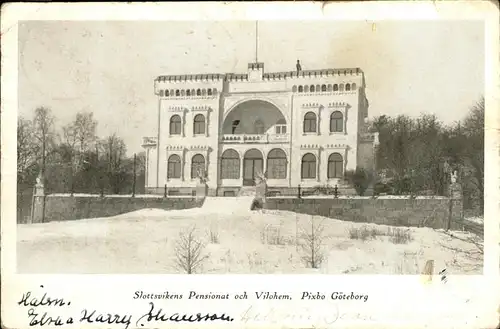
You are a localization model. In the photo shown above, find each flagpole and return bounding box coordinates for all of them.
[255,21,258,63]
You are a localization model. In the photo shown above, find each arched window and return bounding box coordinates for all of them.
[321,84,327,92]
[202,89,207,96]
[333,84,339,91]
[181,90,185,96]
[167,155,182,179]
[292,85,297,92]
[327,153,343,179]
[212,88,218,95]
[191,154,205,179]
[207,89,212,96]
[303,112,317,133]
[191,89,196,96]
[170,89,174,97]
[304,85,310,93]
[170,115,182,135]
[316,85,321,92]
[165,90,170,97]
[301,153,316,179]
[186,90,191,96]
[330,111,344,133]
[159,90,164,97]
[267,149,287,179]
[254,120,265,134]
[339,84,344,92]
[196,89,201,96]
[310,85,315,92]
[221,149,240,179]
[327,84,333,91]
[175,90,180,96]
[351,83,357,90]
[193,114,205,135]
[298,86,304,93]
[345,84,351,91]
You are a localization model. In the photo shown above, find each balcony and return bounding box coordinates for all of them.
[221,133,290,144]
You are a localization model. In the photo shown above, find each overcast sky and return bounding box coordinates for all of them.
[18,20,484,155]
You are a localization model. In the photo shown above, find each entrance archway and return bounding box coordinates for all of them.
[243,149,263,186]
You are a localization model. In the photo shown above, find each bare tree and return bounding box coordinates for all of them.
[461,97,485,213]
[17,116,39,184]
[73,112,97,164]
[58,112,98,193]
[174,226,209,274]
[102,133,127,193]
[299,216,326,269]
[60,121,79,194]
[32,107,56,179]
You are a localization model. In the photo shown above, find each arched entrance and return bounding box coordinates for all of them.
[243,149,263,186]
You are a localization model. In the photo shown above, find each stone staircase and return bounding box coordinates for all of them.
[238,186,256,197]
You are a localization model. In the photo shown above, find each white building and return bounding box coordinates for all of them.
[143,61,378,196]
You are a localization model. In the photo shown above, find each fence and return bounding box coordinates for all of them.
[17,185,34,224]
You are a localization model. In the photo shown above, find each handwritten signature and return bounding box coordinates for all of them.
[18,287,234,328]
[135,302,234,327]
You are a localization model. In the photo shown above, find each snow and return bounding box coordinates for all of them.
[464,216,484,225]
[17,207,483,274]
[201,196,255,214]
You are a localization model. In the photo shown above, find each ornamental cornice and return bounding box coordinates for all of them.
[300,144,321,150]
[189,145,210,151]
[327,101,348,108]
[165,145,184,151]
[191,105,212,112]
[324,143,348,149]
[301,102,323,109]
[168,106,189,112]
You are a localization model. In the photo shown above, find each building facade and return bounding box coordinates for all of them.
[143,62,379,196]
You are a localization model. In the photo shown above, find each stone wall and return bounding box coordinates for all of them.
[264,197,463,229]
[36,195,202,223]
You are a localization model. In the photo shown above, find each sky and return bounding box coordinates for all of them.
[18,20,484,155]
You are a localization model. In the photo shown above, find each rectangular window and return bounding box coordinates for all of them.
[168,162,181,178]
[194,121,205,135]
[275,125,287,134]
[304,120,316,133]
[170,122,181,135]
[221,159,240,179]
[301,162,316,179]
[191,163,205,179]
[268,159,287,179]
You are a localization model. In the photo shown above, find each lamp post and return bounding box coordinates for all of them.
[132,153,137,197]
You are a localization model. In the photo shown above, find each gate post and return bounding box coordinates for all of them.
[31,175,45,224]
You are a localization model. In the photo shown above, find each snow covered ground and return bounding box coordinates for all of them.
[464,216,484,225]
[17,207,483,274]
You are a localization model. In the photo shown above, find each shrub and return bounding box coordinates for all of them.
[299,216,326,269]
[174,226,209,274]
[373,181,393,195]
[387,227,413,244]
[208,226,219,244]
[348,225,412,244]
[345,167,373,196]
[251,198,264,210]
[348,226,385,240]
[311,185,335,196]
